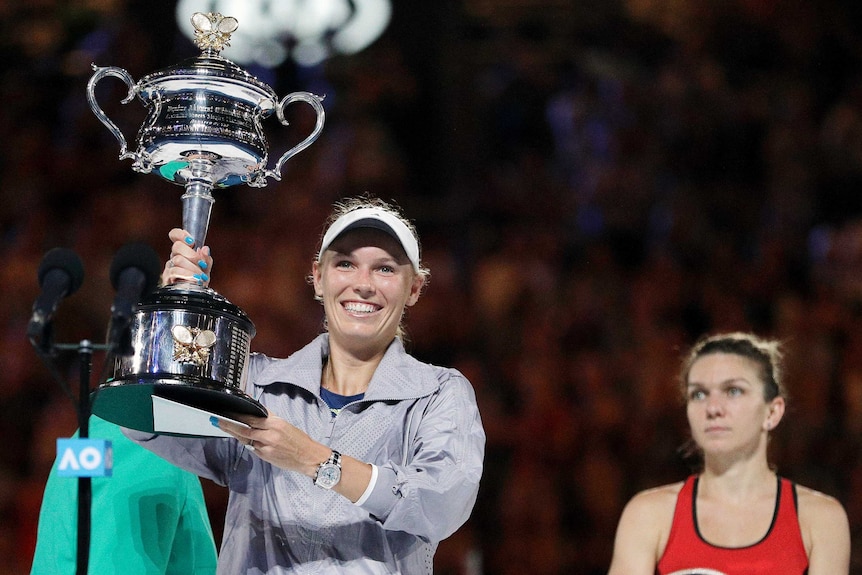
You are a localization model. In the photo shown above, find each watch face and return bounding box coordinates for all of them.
[316,463,341,488]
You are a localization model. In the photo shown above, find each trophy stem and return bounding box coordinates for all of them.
[181,157,216,247]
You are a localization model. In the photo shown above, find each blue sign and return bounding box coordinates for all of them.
[57,438,113,477]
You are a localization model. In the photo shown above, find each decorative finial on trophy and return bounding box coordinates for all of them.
[191,12,239,54]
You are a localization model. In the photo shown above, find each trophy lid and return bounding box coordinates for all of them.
[136,12,276,113]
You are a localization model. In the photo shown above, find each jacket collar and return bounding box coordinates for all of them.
[251,334,440,401]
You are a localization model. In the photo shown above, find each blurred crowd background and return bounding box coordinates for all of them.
[3,0,862,573]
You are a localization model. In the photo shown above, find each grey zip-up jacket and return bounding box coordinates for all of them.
[126,334,485,574]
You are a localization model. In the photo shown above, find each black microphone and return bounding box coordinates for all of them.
[107,242,162,355]
[27,248,85,352]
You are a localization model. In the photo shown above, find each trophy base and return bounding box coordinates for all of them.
[91,375,267,437]
[94,283,262,437]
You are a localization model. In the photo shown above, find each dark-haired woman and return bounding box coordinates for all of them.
[608,332,849,575]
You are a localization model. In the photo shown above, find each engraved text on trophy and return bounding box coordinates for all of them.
[139,92,266,160]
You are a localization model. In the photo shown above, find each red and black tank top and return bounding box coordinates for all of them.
[657,474,808,575]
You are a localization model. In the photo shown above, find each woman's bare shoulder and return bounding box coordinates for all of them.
[795,483,848,522]
[622,480,686,520]
[609,480,687,574]
[630,481,686,506]
[793,482,851,571]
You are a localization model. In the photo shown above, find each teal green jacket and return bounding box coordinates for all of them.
[30,415,217,575]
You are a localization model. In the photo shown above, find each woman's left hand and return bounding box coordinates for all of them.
[214,412,331,478]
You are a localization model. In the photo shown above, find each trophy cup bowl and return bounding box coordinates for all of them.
[88,12,325,435]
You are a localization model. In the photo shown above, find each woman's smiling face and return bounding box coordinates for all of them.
[313,228,424,354]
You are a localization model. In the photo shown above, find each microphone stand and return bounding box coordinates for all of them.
[28,244,151,575]
[50,340,111,575]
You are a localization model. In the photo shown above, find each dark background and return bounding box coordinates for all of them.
[4,1,862,573]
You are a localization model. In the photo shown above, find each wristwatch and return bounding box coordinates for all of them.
[314,450,342,489]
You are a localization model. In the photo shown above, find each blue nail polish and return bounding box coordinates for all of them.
[184,236,194,245]
[209,416,219,427]
[194,273,209,282]
[198,260,208,269]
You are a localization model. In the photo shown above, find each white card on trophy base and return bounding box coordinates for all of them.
[152,394,251,438]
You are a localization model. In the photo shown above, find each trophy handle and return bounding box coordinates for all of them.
[259,92,326,185]
[87,65,139,163]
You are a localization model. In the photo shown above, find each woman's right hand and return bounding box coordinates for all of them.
[161,228,213,287]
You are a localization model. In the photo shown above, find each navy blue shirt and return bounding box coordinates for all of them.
[320,386,364,417]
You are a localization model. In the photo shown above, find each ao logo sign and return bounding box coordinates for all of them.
[176,0,392,66]
[57,439,113,477]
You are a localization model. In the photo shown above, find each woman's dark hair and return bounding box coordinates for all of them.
[679,331,785,402]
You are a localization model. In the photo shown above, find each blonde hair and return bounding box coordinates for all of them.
[317,194,430,282]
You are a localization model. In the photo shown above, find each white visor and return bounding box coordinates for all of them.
[318,207,420,272]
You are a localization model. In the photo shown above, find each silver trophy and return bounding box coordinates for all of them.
[88,12,325,435]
